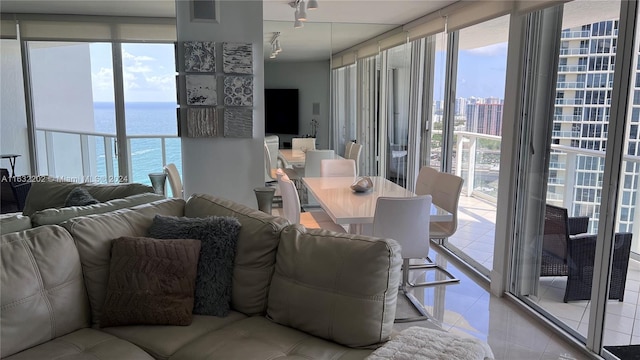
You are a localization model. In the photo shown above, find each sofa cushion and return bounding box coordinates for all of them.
[267,225,402,348]
[101,237,201,327]
[169,316,373,360]
[102,312,247,360]
[1,226,90,358]
[22,179,153,216]
[65,187,100,207]
[31,193,165,227]
[3,328,154,360]
[147,215,241,317]
[0,213,31,234]
[184,194,289,316]
[61,198,186,327]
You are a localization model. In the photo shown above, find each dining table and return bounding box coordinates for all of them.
[278,149,307,168]
[302,176,453,234]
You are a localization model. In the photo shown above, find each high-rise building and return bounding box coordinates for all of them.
[551,19,639,234]
[465,97,504,136]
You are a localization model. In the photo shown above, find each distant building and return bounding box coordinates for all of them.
[465,97,504,136]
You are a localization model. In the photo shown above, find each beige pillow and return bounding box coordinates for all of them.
[101,236,200,328]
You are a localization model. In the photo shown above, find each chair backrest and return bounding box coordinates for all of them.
[277,172,301,224]
[163,163,183,199]
[264,142,276,181]
[344,141,354,158]
[347,143,363,175]
[430,171,464,237]
[304,149,335,177]
[543,204,571,260]
[415,166,438,196]
[265,136,279,181]
[320,159,356,177]
[292,138,316,152]
[373,195,432,259]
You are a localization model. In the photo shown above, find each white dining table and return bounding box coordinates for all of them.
[302,176,452,234]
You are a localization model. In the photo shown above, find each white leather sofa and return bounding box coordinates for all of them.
[1,194,402,359]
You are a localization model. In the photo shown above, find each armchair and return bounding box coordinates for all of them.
[541,204,590,277]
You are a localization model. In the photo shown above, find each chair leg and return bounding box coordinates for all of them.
[395,259,434,323]
[407,257,460,287]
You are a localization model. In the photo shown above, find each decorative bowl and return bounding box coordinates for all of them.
[350,176,374,193]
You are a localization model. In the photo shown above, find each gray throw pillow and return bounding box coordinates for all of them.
[147,215,242,317]
[64,187,100,207]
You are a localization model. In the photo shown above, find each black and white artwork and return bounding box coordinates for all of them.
[223,43,253,74]
[186,107,218,138]
[223,76,253,106]
[184,41,216,72]
[224,108,252,138]
[186,75,217,106]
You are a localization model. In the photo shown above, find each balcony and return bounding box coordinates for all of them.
[35,128,182,187]
[552,130,582,138]
[559,48,589,56]
[554,115,583,122]
[560,30,591,39]
[558,65,588,73]
[556,81,585,89]
[555,98,584,105]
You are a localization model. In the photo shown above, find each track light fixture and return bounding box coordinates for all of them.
[288,0,318,28]
[269,32,282,59]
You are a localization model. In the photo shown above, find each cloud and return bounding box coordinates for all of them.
[92,67,113,90]
[468,43,508,56]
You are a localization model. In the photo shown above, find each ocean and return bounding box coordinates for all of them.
[93,102,182,187]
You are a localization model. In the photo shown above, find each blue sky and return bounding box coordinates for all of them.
[89,41,507,103]
[434,42,508,101]
[90,43,176,102]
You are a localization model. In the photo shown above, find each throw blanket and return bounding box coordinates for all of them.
[367,327,495,360]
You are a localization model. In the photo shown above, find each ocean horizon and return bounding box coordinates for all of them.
[94,102,182,189]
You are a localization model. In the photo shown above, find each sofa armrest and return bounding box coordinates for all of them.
[267,225,402,348]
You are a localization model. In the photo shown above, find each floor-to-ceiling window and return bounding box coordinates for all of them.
[442,16,510,274]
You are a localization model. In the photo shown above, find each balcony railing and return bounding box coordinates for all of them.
[559,48,589,56]
[35,128,182,186]
[560,30,591,39]
[553,115,582,122]
[558,65,588,72]
[555,98,584,105]
[552,130,582,138]
[557,81,585,89]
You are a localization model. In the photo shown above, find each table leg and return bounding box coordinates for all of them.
[9,158,16,178]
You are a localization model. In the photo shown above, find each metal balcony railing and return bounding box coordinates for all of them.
[553,115,583,122]
[560,30,591,39]
[557,81,586,89]
[558,65,588,72]
[555,98,585,105]
[559,48,589,56]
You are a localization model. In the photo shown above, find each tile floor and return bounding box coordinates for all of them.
[401,250,590,360]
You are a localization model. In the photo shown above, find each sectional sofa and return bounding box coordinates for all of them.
[0,179,161,234]
[1,194,402,359]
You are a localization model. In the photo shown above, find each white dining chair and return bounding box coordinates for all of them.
[264,136,280,181]
[415,166,464,241]
[372,195,458,322]
[277,171,346,233]
[292,138,316,152]
[346,143,363,176]
[344,141,354,158]
[304,149,335,178]
[163,163,183,199]
[264,142,278,183]
[320,159,356,177]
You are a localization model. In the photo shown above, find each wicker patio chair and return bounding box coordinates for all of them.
[564,232,632,302]
[541,204,590,276]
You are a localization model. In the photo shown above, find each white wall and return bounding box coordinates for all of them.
[176,0,264,207]
[265,60,330,149]
[0,40,30,176]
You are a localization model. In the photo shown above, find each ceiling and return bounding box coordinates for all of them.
[0,0,458,61]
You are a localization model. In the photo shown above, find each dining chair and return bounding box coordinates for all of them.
[415,166,464,241]
[304,149,336,178]
[277,170,346,233]
[320,159,356,177]
[372,196,458,322]
[347,143,363,176]
[344,141,354,158]
[292,138,316,152]
[163,163,183,199]
[264,142,278,183]
[264,136,280,181]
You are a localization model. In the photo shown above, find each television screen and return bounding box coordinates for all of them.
[265,89,299,135]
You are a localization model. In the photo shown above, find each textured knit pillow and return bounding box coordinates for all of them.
[64,187,100,207]
[147,215,242,317]
[101,236,201,328]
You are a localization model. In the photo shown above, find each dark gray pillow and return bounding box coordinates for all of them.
[147,215,242,317]
[64,187,100,207]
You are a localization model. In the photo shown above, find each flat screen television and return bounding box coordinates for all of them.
[265,89,299,134]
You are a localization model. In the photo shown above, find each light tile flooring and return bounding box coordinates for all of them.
[447,194,640,351]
